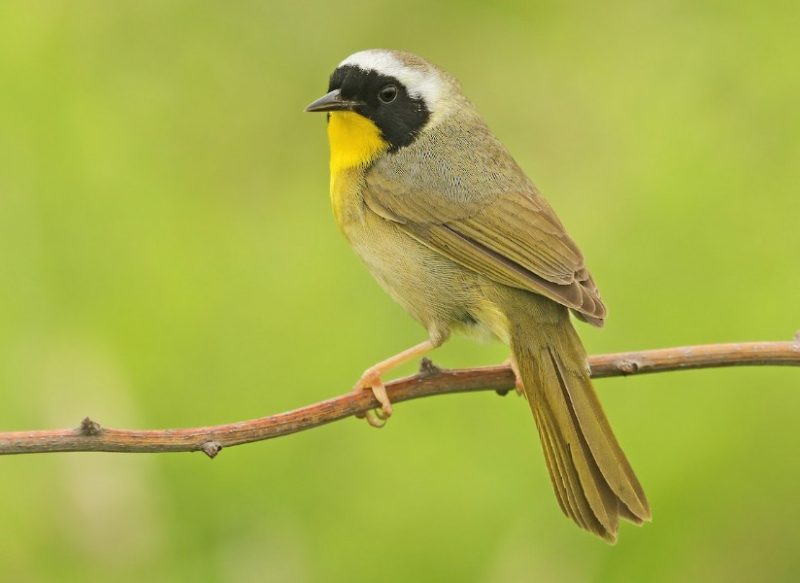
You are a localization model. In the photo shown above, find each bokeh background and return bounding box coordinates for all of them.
[1,2,799,581]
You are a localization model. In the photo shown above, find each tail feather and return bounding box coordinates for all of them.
[510,304,650,542]
[533,405,589,529]
[547,333,650,520]
[540,351,620,540]
[536,402,614,539]
[531,407,570,516]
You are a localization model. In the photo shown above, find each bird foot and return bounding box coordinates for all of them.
[503,357,525,395]
[353,368,393,428]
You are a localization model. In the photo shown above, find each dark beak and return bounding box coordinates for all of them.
[305,89,363,113]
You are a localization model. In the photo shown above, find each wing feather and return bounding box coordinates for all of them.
[361,114,606,325]
[365,179,606,324]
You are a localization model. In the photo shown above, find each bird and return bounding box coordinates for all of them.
[305,49,650,542]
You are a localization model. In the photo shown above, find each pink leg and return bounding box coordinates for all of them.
[354,340,435,427]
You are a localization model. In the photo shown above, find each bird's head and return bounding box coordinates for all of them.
[306,49,461,172]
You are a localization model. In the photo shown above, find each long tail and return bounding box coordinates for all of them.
[508,300,651,543]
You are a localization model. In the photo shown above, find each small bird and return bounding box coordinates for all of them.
[306,49,650,542]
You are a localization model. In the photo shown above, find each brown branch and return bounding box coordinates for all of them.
[2,336,798,457]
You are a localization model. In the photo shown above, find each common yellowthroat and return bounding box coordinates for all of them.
[306,49,650,542]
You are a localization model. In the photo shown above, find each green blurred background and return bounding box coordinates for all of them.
[1,2,799,581]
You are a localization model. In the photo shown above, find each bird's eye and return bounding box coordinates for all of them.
[378,84,398,104]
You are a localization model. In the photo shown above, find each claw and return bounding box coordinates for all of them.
[349,340,436,428]
[353,369,393,428]
[364,409,387,428]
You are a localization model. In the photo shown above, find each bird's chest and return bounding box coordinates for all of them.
[329,166,367,231]
[331,168,416,285]
[331,173,478,330]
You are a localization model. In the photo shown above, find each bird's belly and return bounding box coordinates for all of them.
[346,211,507,342]
[330,167,509,343]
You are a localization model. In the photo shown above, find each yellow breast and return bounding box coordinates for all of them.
[327,111,388,224]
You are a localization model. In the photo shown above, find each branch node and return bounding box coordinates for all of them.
[201,441,223,459]
[418,357,441,376]
[79,417,102,436]
[616,359,640,375]
[495,388,512,397]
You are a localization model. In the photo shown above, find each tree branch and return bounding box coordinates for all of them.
[2,336,798,457]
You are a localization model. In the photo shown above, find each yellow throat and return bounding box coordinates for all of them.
[327,111,388,220]
[327,111,387,174]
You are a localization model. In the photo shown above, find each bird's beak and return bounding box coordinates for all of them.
[305,89,363,113]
